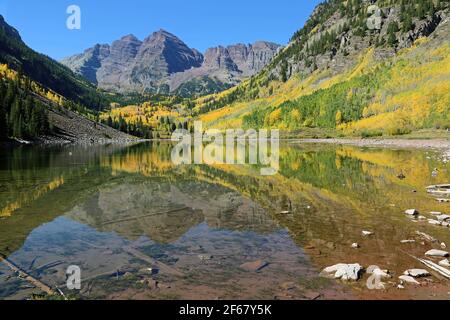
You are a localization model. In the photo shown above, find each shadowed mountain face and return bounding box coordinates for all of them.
[0,15,21,42]
[61,30,281,95]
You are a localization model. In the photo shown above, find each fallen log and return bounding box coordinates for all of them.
[416,258,450,280]
[401,250,450,280]
[0,254,55,295]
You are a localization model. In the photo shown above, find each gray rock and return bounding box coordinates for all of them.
[437,214,450,222]
[399,275,420,285]
[428,219,442,226]
[405,209,419,216]
[322,263,363,281]
[403,269,430,278]
[425,249,449,257]
[439,259,450,267]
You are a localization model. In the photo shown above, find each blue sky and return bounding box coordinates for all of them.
[0,0,322,60]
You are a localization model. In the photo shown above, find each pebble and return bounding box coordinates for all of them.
[403,269,430,278]
[430,211,442,216]
[399,275,420,285]
[441,243,447,249]
[397,284,405,290]
[401,240,416,244]
[362,231,373,236]
[351,243,360,249]
[425,249,449,257]
[198,254,213,261]
[439,259,450,267]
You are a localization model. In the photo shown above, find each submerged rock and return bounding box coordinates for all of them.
[403,269,430,278]
[322,263,363,281]
[198,254,213,261]
[425,249,449,257]
[240,260,269,272]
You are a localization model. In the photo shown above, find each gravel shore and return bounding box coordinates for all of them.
[293,138,450,150]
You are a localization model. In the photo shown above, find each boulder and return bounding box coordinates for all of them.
[425,249,449,257]
[367,266,390,279]
[428,219,442,226]
[399,275,420,285]
[403,269,430,278]
[322,263,363,281]
[437,214,450,222]
[405,209,419,216]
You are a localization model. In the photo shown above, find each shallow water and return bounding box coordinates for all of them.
[0,142,449,300]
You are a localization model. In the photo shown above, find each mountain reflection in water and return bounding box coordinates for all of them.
[0,142,448,300]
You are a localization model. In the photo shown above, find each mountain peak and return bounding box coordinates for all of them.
[120,34,140,42]
[61,28,280,95]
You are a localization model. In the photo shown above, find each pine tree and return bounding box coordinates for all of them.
[402,15,413,32]
[0,104,7,140]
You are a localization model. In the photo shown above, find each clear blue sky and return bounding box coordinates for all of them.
[0,0,322,60]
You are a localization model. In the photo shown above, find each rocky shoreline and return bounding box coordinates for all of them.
[293,138,450,151]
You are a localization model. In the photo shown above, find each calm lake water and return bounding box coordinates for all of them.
[0,142,449,300]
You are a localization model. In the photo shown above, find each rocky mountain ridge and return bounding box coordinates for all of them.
[61,30,281,96]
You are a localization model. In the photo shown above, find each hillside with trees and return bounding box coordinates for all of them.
[195,0,450,137]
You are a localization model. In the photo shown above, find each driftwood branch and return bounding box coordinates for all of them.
[0,254,55,295]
